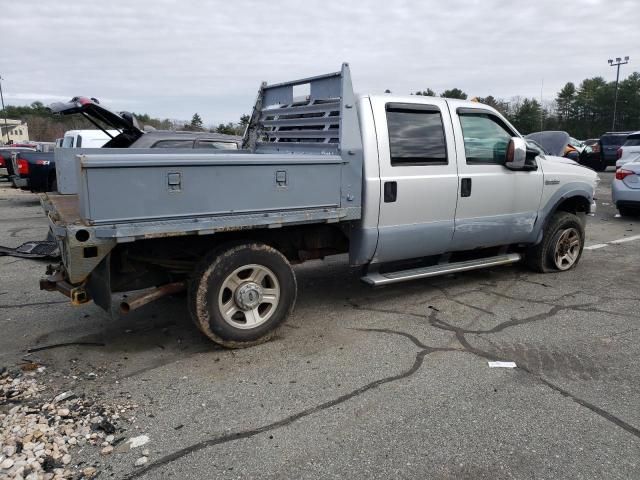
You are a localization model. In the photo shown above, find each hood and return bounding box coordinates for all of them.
[49,97,144,147]
[543,155,580,166]
[525,131,570,157]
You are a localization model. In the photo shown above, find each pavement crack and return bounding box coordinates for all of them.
[124,328,441,479]
[459,336,640,440]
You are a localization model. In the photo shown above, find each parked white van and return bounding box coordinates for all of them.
[61,130,118,149]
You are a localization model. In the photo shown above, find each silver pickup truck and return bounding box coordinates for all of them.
[40,64,598,348]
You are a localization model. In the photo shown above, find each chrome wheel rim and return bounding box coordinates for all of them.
[218,264,280,329]
[553,228,581,270]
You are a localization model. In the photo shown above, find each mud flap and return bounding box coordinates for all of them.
[0,240,59,259]
[86,253,112,315]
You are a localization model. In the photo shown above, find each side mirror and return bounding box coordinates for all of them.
[505,137,527,169]
[505,137,539,171]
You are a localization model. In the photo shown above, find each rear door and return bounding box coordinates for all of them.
[450,106,543,250]
[372,96,459,263]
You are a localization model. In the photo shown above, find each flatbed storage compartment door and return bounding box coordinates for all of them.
[77,152,344,224]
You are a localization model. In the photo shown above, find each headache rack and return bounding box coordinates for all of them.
[243,63,360,156]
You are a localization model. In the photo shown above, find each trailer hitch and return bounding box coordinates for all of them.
[40,270,90,305]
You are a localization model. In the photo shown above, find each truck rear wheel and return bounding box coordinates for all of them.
[188,242,297,348]
[525,212,585,273]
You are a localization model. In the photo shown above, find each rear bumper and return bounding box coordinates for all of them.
[0,167,8,177]
[612,180,640,205]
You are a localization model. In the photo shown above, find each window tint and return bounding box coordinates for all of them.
[386,107,447,166]
[459,113,513,164]
[601,135,628,146]
[152,139,195,149]
[623,136,640,147]
[196,141,238,150]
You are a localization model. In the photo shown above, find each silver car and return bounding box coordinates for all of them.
[612,161,640,216]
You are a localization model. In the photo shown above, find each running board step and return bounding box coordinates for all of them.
[361,253,522,286]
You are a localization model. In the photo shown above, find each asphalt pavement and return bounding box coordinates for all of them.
[0,170,638,479]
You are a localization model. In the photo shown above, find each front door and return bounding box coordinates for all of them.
[450,106,543,251]
[372,97,459,263]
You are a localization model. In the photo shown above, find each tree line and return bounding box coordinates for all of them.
[0,102,249,142]
[412,71,640,139]
[2,71,639,142]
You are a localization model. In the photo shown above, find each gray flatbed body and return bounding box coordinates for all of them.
[50,64,363,243]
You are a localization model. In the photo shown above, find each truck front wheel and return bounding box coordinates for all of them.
[526,212,585,273]
[188,242,297,348]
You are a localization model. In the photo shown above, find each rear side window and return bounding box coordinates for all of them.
[386,105,447,166]
[623,136,640,147]
[601,135,627,146]
[196,141,238,150]
[458,113,513,164]
[152,139,195,148]
[76,135,82,148]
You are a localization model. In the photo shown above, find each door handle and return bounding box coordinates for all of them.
[461,178,472,197]
[384,181,397,203]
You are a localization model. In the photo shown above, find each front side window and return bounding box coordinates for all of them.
[459,113,514,164]
[152,139,195,148]
[62,136,74,148]
[386,105,447,166]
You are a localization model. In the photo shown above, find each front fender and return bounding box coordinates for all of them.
[529,182,594,245]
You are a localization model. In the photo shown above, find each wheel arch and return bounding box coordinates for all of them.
[531,183,594,245]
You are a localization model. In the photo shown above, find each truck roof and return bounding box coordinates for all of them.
[363,94,500,113]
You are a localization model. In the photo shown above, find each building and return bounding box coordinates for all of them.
[1,119,29,144]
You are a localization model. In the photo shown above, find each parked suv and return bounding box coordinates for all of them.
[598,132,631,171]
[615,131,640,169]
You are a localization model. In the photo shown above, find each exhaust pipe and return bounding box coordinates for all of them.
[120,281,186,314]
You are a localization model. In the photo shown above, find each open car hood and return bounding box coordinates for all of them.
[49,97,144,147]
[525,131,571,157]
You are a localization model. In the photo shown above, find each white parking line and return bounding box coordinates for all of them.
[609,234,640,244]
[584,244,608,250]
[585,234,640,250]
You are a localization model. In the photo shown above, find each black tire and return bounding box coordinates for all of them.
[48,173,57,192]
[525,212,585,273]
[188,242,297,348]
[618,207,638,217]
[593,161,607,172]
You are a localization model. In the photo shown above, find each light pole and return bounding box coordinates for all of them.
[608,56,629,131]
[0,75,9,145]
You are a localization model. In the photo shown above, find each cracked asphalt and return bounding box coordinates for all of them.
[1,171,639,479]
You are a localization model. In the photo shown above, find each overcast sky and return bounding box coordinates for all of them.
[1,0,638,126]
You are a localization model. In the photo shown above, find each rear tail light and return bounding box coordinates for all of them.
[0,157,4,167]
[615,168,634,180]
[616,148,623,160]
[17,158,29,175]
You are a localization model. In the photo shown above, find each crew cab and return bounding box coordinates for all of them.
[39,64,598,349]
